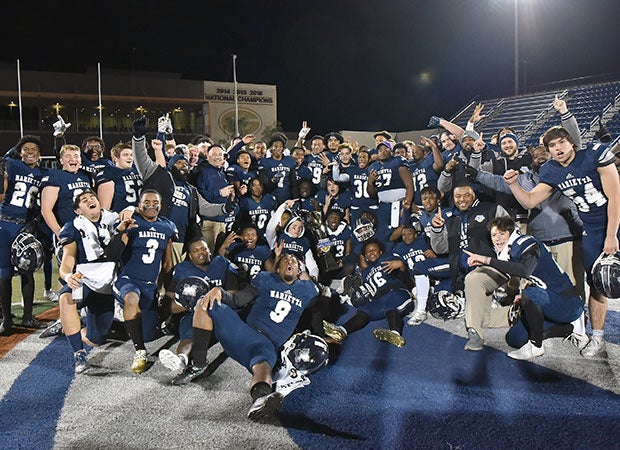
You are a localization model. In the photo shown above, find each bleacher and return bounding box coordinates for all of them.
[450,80,620,148]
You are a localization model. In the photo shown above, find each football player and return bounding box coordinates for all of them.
[0,136,48,335]
[465,217,585,360]
[159,237,246,378]
[323,238,414,348]
[504,123,620,358]
[57,190,134,373]
[112,189,177,373]
[179,253,320,421]
[96,141,142,213]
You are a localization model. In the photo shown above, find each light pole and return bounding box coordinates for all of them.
[514,0,519,96]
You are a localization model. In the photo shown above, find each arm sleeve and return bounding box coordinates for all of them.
[219,284,258,309]
[561,112,582,151]
[487,246,539,278]
[132,137,157,180]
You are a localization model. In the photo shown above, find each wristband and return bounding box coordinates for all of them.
[64,273,73,283]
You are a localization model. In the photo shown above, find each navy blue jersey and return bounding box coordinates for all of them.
[393,234,450,279]
[170,256,236,291]
[41,169,93,225]
[408,155,439,205]
[169,181,193,242]
[0,159,45,221]
[313,190,352,217]
[119,215,177,281]
[95,165,142,212]
[294,164,313,183]
[239,194,277,236]
[246,271,318,347]
[278,233,312,264]
[509,234,576,295]
[226,164,256,187]
[227,241,273,278]
[368,156,409,193]
[361,253,408,298]
[539,143,614,225]
[304,154,326,185]
[326,222,352,261]
[81,157,114,176]
[258,156,296,203]
[347,164,376,211]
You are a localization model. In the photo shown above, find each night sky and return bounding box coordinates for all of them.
[4,0,620,135]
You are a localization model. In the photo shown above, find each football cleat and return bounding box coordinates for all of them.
[131,350,149,374]
[406,310,427,326]
[39,319,63,338]
[74,349,90,374]
[373,328,406,348]
[21,318,47,329]
[159,349,187,375]
[322,320,347,344]
[580,337,607,358]
[0,319,14,336]
[507,341,544,360]
[464,328,484,351]
[171,364,208,386]
[43,289,59,302]
[247,392,284,422]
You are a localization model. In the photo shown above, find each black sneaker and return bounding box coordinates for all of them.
[0,319,14,336]
[21,318,47,329]
[171,364,207,386]
[40,319,63,338]
[247,392,284,421]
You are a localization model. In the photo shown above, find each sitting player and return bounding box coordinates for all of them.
[323,238,414,347]
[180,253,321,420]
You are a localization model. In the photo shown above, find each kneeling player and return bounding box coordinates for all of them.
[58,190,134,373]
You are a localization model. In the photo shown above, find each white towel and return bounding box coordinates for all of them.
[72,209,118,262]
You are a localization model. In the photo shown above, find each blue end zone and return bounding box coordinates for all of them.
[281,324,620,449]
[0,337,73,450]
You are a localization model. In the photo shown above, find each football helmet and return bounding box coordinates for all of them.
[428,290,465,320]
[10,232,44,274]
[507,301,522,326]
[353,217,375,242]
[281,330,329,375]
[591,252,620,299]
[174,276,212,311]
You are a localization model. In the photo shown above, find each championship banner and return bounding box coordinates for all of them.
[203,81,277,144]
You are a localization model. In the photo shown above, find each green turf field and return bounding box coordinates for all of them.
[9,265,59,320]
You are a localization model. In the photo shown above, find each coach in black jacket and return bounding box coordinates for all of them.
[430,181,510,351]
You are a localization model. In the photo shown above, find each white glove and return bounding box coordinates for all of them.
[298,126,311,140]
[157,113,173,134]
[53,115,71,137]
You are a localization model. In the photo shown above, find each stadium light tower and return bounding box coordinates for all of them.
[514,0,519,96]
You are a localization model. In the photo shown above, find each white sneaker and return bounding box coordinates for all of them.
[406,310,427,326]
[44,290,59,302]
[580,337,607,358]
[563,332,589,350]
[507,341,544,360]
[159,349,187,375]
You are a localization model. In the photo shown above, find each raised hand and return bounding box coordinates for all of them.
[52,115,71,137]
[431,206,445,228]
[553,94,568,115]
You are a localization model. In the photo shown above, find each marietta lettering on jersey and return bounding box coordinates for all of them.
[15,174,41,186]
[270,290,302,307]
[558,175,592,190]
[138,230,167,239]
